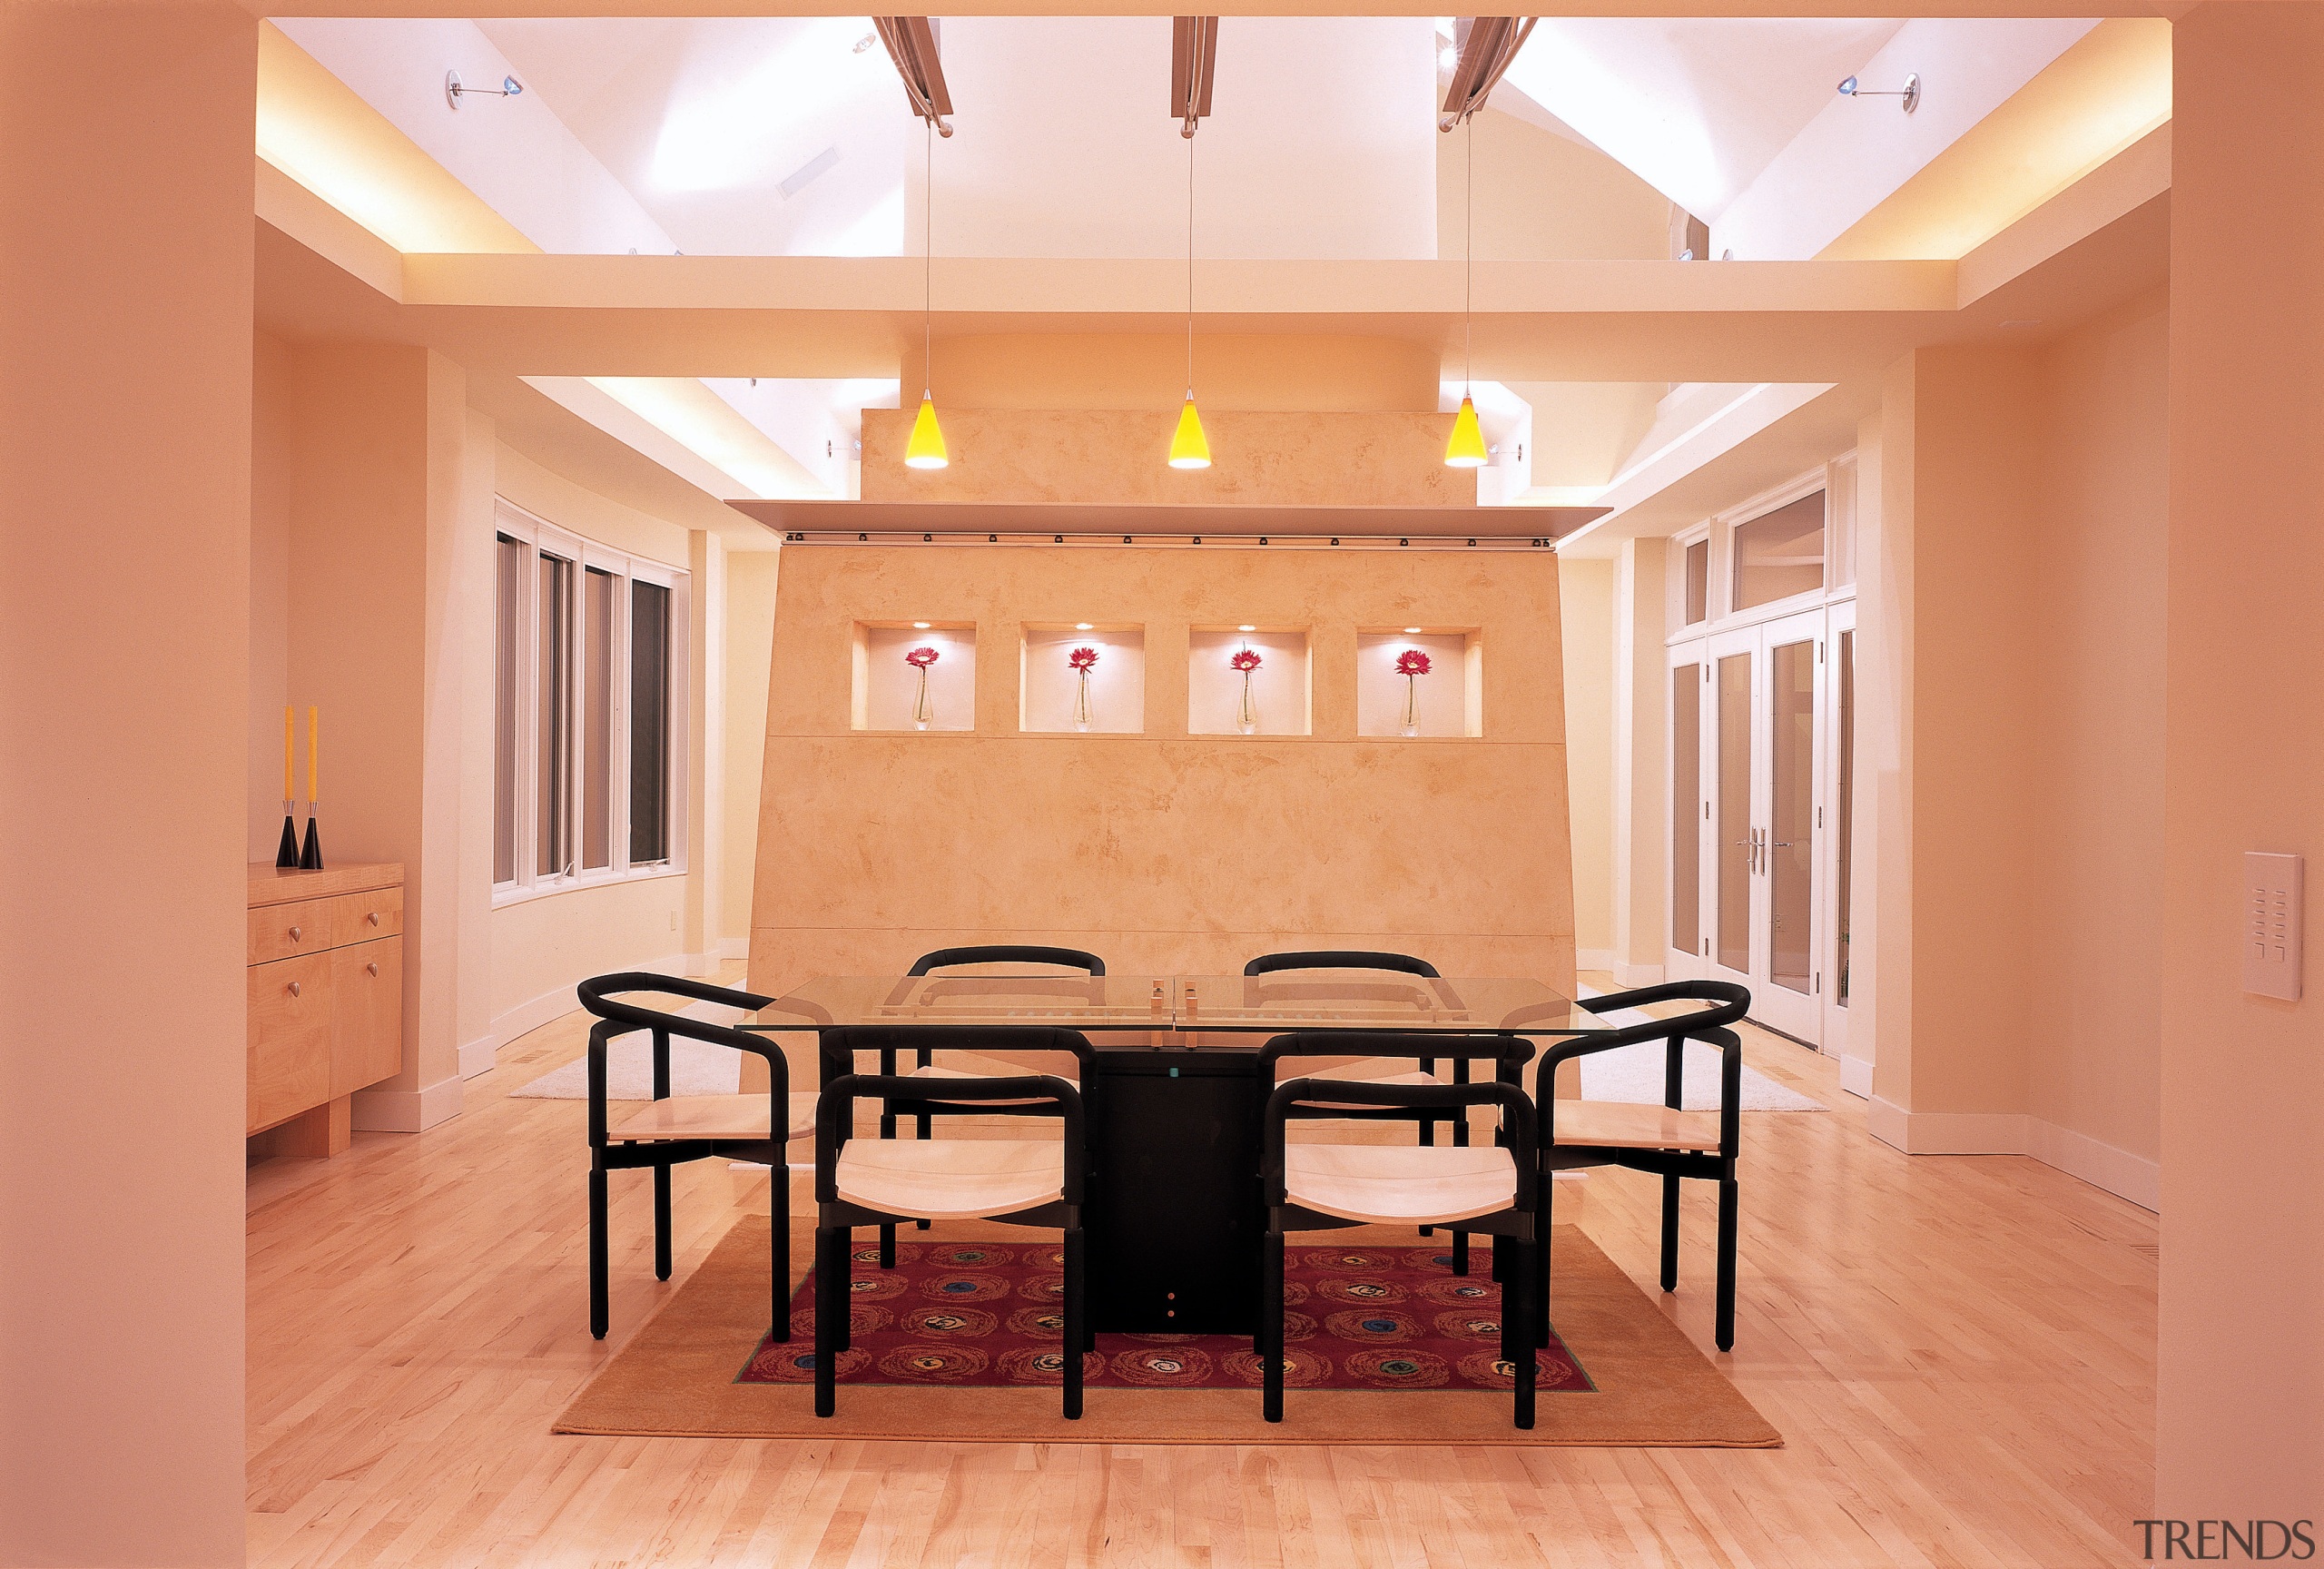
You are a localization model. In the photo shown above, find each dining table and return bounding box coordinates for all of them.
[744,971,1610,1336]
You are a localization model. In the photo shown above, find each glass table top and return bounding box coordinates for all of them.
[746,971,1603,1036]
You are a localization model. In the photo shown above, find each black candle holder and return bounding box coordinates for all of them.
[299,809,323,871]
[276,801,300,869]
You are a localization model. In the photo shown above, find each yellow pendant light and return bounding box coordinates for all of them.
[905,394,948,469]
[1445,395,1487,467]
[907,120,948,471]
[1445,114,1484,469]
[1169,398,1211,469]
[1171,122,1212,470]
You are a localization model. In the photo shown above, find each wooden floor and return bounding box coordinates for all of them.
[245,970,2157,1567]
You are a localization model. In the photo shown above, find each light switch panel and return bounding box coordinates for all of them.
[2243,852,2303,1002]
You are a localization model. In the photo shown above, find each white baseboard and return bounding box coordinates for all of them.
[1612,959,1667,988]
[489,948,688,1055]
[716,936,749,962]
[681,950,720,978]
[1576,949,1615,973]
[457,1032,497,1081]
[1837,1055,1875,1100]
[1865,1100,2158,1212]
[351,1073,464,1133]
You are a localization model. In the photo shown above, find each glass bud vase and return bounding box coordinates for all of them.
[1074,669,1092,733]
[1401,673,1419,737]
[1237,670,1257,735]
[911,666,932,731]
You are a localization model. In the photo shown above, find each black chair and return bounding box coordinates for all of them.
[1258,1045,1541,1428]
[812,1042,1094,1419]
[1246,952,1484,1268]
[577,972,814,1342]
[852,945,1108,1258]
[1532,982,1751,1351]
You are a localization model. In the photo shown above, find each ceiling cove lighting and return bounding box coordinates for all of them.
[1168,16,1217,471]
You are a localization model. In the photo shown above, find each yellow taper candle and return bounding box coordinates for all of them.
[307,706,319,803]
[283,706,294,801]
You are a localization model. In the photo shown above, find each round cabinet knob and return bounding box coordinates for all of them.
[288,925,302,942]
[366,962,379,977]
[288,981,301,998]
[368,911,380,926]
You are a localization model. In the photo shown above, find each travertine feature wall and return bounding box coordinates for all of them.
[749,545,1575,993]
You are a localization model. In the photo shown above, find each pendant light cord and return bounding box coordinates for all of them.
[1463,114,1473,397]
[1186,131,1196,399]
[923,118,934,400]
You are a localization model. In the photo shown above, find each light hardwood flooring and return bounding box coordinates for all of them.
[245,969,2157,1567]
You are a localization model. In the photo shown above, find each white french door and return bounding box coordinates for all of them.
[1669,610,1831,1044]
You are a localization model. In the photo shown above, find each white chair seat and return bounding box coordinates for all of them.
[835,1138,1065,1220]
[607,1092,818,1144]
[1550,1099,1723,1152]
[1284,1143,1517,1226]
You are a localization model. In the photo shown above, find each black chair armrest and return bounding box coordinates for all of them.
[815,1072,1085,1203]
[1579,981,1748,1030]
[1257,1031,1534,1077]
[1260,1078,1537,1202]
[1244,951,1440,978]
[909,945,1106,976]
[1537,1025,1745,1159]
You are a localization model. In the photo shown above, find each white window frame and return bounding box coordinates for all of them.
[492,498,690,906]
[1665,455,1857,646]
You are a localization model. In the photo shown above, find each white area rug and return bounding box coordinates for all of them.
[1572,987,1827,1112]
[511,999,748,1100]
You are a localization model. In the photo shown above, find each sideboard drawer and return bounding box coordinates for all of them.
[330,885,403,949]
[249,953,333,1133]
[248,898,332,966]
[330,938,403,1097]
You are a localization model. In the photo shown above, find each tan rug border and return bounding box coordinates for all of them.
[556,1221,1779,1448]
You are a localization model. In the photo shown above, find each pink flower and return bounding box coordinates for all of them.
[1068,646,1099,672]
[1230,648,1262,673]
[1395,648,1432,677]
[905,646,939,668]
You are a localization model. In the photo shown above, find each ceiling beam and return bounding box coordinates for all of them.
[1171,17,1218,138]
[873,16,953,133]
[1440,17,1536,131]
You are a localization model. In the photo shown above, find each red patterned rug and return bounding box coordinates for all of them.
[736,1237,1594,1395]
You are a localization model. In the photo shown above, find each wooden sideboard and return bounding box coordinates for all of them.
[247,862,404,1159]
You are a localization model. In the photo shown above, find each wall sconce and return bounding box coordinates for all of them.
[446,70,523,109]
[1837,73,1919,113]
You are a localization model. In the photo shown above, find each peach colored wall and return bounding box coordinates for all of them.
[2025,289,2167,1166]
[0,4,253,1563]
[251,331,295,859]
[861,409,1473,508]
[2159,1,2324,1519]
[750,546,1575,997]
[1559,558,1616,962]
[722,549,783,949]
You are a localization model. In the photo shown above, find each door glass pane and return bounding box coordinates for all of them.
[1671,665,1701,954]
[1684,540,1709,624]
[1769,638,1816,994]
[1717,653,1752,973]
[1837,628,1855,1006]
[1733,491,1826,611]
[493,535,522,884]
[581,567,615,871]
[537,553,574,878]
[629,580,671,864]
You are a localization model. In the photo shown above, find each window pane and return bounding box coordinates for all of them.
[1684,540,1709,624]
[581,567,615,871]
[1732,492,1826,611]
[1671,664,1700,955]
[1837,628,1855,1006]
[629,580,671,864]
[1769,638,1815,995]
[493,535,522,884]
[1717,653,1752,974]
[537,553,574,878]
